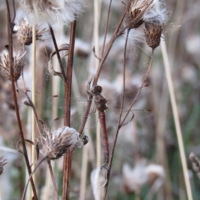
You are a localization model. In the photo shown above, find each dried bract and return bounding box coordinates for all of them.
[145,22,162,49]
[0,49,26,81]
[40,126,84,160]
[143,0,170,49]
[0,156,7,175]
[22,0,84,24]
[16,18,48,45]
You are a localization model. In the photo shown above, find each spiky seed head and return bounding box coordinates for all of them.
[126,0,152,29]
[16,18,48,45]
[0,156,7,175]
[22,0,84,24]
[145,22,163,49]
[40,126,83,160]
[0,49,26,81]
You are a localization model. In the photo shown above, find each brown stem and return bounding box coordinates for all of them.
[48,24,67,82]
[47,160,59,200]
[103,29,130,199]
[101,0,113,56]
[62,20,76,200]
[5,0,38,199]
[93,0,132,85]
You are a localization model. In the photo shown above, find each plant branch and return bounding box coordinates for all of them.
[5,1,38,199]
[62,20,76,200]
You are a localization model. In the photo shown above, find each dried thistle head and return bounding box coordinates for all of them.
[0,49,26,81]
[145,22,163,49]
[22,0,84,24]
[40,126,85,160]
[125,0,153,29]
[143,0,170,49]
[16,18,48,45]
[189,152,200,179]
[0,156,7,175]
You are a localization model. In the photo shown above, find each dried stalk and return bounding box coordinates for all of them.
[5,1,38,199]
[161,38,193,200]
[62,20,76,200]
[31,24,36,194]
[48,24,67,82]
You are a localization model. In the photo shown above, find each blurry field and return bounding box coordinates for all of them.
[0,0,200,199]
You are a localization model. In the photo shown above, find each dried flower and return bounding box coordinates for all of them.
[0,156,7,175]
[0,49,26,81]
[126,0,152,29]
[16,18,48,45]
[40,126,85,160]
[189,152,200,179]
[22,0,84,24]
[143,0,170,49]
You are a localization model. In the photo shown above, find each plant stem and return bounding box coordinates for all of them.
[62,20,76,200]
[5,0,38,199]
[161,39,193,200]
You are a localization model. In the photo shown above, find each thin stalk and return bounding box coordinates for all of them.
[103,28,130,199]
[5,1,38,199]
[161,39,193,200]
[101,0,112,56]
[31,24,36,189]
[93,0,132,85]
[48,24,67,82]
[47,160,59,200]
[78,1,132,136]
[62,20,76,200]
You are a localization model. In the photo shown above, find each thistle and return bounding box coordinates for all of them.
[0,156,7,175]
[40,126,87,160]
[143,0,170,49]
[22,0,84,24]
[0,49,26,81]
[16,18,48,45]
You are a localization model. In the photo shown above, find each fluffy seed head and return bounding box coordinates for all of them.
[16,18,48,45]
[0,156,7,175]
[22,0,84,24]
[40,126,83,160]
[0,49,26,81]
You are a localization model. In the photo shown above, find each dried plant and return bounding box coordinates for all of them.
[16,18,48,45]
[22,0,84,24]
[0,48,25,81]
[189,153,200,180]
[0,156,7,175]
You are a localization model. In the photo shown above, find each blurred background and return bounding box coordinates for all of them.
[0,0,200,199]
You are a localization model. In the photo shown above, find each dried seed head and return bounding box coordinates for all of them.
[16,18,48,45]
[22,0,84,24]
[0,49,26,81]
[0,156,7,175]
[125,0,152,29]
[40,126,84,160]
[189,152,200,179]
[145,22,163,49]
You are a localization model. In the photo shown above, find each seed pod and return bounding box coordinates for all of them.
[145,22,163,49]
